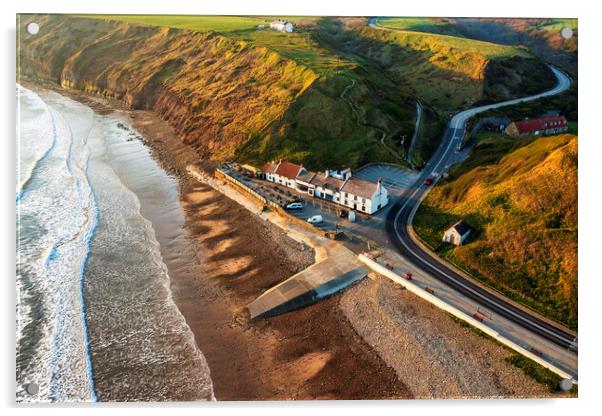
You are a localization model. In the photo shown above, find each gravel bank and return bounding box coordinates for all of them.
[340,274,557,399]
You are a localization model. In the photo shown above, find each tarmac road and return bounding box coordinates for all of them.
[384,65,576,350]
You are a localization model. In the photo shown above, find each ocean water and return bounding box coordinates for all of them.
[16,85,214,402]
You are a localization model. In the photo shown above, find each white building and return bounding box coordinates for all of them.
[301,168,388,214]
[262,162,389,215]
[263,160,306,189]
[270,20,294,33]
[442,221,471,246]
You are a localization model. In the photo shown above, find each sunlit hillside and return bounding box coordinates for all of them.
[414,134,577,329]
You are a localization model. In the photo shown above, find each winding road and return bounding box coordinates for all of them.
[384,65,575,350]
[405,100,422,165]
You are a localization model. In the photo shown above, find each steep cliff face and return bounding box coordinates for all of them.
[19,15,319,161]
[18,15,561,170]
[414,134,578,329]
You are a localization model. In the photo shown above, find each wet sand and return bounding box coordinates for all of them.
[128,111,413,400]
[33,82,412,400]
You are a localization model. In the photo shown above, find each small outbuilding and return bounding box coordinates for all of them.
[442,220,471,246]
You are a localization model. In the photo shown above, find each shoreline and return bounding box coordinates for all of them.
[30,82,412,400]
[24,81,568,400]
[126,101,414,400]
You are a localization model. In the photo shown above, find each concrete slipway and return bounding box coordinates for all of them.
[187,165,367,319]
[247,241,367,318]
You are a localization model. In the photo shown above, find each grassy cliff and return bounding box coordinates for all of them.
[19,14,418,170]
[18,14,559,170]
[321,18,556,166]
[414,134,578,329]
[377,17,578,76]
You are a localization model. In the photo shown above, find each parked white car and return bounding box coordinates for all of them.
[285,202,303,210]
[307,215,323,224]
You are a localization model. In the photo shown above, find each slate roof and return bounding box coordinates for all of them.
[296,171,316,185]
[340,177,379,199]
[310,173,345,190]
[449,220,471,236]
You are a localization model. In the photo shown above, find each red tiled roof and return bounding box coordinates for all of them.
[514,116,567,134]
[274,161,303,180]
[262,162,278,174]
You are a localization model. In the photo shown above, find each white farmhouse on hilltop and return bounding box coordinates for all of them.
[442,220,471,246]
[270,20,294,33]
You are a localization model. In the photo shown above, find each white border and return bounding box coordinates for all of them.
[2,1,598,416]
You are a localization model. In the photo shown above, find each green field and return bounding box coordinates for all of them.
[536,18,578,33]
[24,14,561,173]
[82,14,269,32]
[83,15,349,75]
[83,15,324,32]
[376,17,465,37]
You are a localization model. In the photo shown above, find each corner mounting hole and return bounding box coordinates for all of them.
[26,22,40,35]
[560,27,573,39]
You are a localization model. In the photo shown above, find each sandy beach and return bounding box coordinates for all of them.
[25,81,566,400]
[128,109,412,400]
[32,82,410,400]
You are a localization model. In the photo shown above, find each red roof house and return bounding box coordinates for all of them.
[505,116,568,137]
[263,160,306,188]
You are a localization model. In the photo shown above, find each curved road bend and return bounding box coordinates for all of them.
[385,66,575,350]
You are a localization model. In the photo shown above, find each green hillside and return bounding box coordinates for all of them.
[376,17,465,36]
[317,18,556,166]
[20,14,416,170]
[19,14,559,170]
[414,134,578,329]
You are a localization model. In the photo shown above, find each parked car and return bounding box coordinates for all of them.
[285,202,303,210]
[423,177,434,185]
[307,215,323,224]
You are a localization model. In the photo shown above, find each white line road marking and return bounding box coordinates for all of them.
[390,66,573,345]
